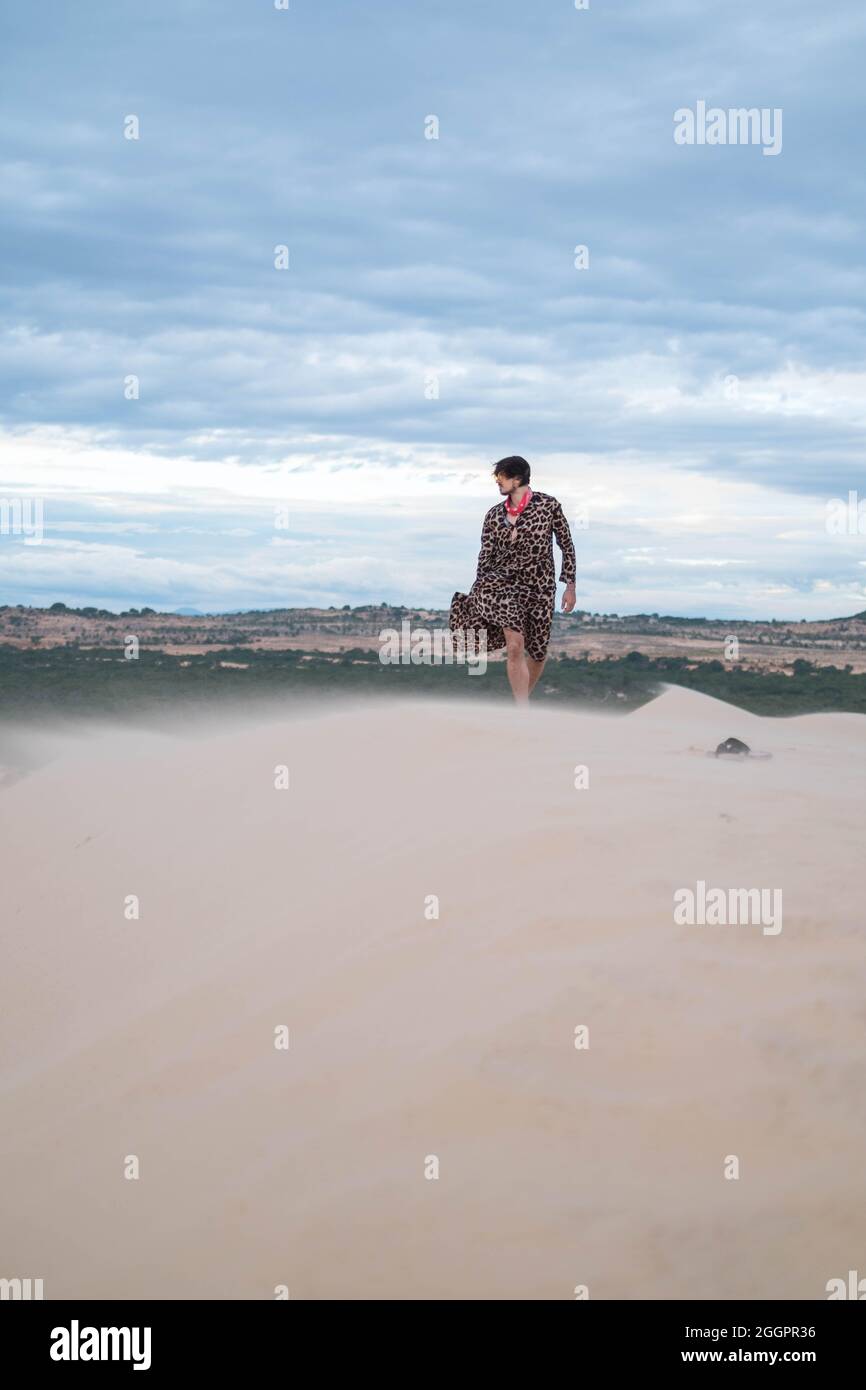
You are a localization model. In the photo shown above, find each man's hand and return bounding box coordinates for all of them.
[561,581,576,614]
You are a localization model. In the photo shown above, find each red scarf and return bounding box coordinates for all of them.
[504,487,532,519]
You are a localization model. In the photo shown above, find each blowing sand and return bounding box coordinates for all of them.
[1,687,865,1300]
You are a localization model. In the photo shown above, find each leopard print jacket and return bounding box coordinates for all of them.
[476,491,576,593]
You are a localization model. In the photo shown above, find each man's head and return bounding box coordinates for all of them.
[493,455,530,496]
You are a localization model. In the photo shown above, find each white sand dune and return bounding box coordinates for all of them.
[1,688,865,1300]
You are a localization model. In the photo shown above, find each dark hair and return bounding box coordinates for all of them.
[492,455,531,485]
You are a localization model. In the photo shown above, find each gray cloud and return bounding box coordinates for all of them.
[1,0,865,614]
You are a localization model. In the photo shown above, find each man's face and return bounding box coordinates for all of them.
[495,472,520,497]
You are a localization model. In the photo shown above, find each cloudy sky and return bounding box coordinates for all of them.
[1,0,865,617]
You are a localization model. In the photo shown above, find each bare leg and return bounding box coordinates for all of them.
[503,628,529,704]
[526,655,546,694]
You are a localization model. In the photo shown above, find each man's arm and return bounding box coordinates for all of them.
[552,499,576,585]
[475,509,496,583]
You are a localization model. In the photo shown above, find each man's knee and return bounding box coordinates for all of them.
[504,628,524,657]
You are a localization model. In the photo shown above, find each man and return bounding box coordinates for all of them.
[450,456,577,703]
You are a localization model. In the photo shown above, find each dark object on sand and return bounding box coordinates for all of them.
[715,737,751,757]
[702,736,772,761]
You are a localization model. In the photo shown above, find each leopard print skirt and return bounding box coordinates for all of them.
[450,575,555,663]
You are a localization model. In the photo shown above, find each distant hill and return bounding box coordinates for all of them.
[4,601,866,625]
